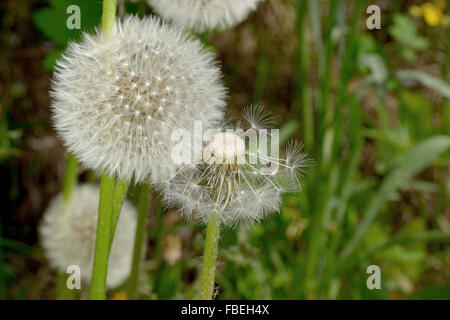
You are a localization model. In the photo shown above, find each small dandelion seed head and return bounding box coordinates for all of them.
[38,184,136,288]
[161,106,310,226]
[148,0,265,33]
[51,16,226,183]
[203,132,246,165]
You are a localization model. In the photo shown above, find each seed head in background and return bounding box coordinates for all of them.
[39,184,137,289]
[161,106,309,226]
[51,16,226,183]
[148,0,265,33]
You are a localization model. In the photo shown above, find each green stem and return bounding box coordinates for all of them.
[56,273,78,300]
[127,184,151,300]
[110,179,129,247]
[102,0,117,38]
[88,173,115,300]
[87,0,118,300]
[200,214,220,300]
[62,153,78,203]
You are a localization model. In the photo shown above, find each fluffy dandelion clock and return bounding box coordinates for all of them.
[162,106,309,225]
[148,0,265,33]
[39,184,137,288]
[51,16,226,183]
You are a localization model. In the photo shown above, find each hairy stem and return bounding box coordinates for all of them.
[127,183,151,299]
[200,214,220,300]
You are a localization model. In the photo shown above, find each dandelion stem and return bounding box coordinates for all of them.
[110,178,129,247]
[200,214,220,300]
[87,0,118,300]
[88,172,115,300]
[62,153,78,203]
[102,0,117,38]
[127,183,151,299]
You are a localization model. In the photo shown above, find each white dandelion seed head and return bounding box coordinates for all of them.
[51,16,226,184]
[203,131,246,164]
[38,184,137,289]
[161,106,309,226]
[148,0,265,33]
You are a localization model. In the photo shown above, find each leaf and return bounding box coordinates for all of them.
[33,0,102,46]
[359,53,388,84]
[388,14,430,51]
[396,70,450,100]
[341,135,450,259]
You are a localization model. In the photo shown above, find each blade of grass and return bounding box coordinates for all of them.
[304,0,339,297]
[318,0,339,141]
[341,135,450,260]
[253,22,269,105]
[295,0,314,151]
[368,230,450,255]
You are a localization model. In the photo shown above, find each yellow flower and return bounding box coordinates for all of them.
[409,1,449,27]
[422,2,444,26]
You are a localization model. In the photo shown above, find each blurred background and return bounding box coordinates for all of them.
[0,0,449,299]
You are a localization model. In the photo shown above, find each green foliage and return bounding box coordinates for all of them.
[33,0,102,46]
[33,0,102,70]
[388,14,430,61]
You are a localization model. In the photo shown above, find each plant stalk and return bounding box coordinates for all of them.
[87,0,118,300]
[102,0,117,38]
[62,153,78,203]
[110,178,129,247]
[88,173,115,300]
[199,214,220,300]
[127,183,151,300]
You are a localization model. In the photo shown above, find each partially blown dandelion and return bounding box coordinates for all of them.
[161,106,309,226]
[148,0,265,33]
[51,16,226,183]
[39,184,137,288]
[161,106,309,299]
